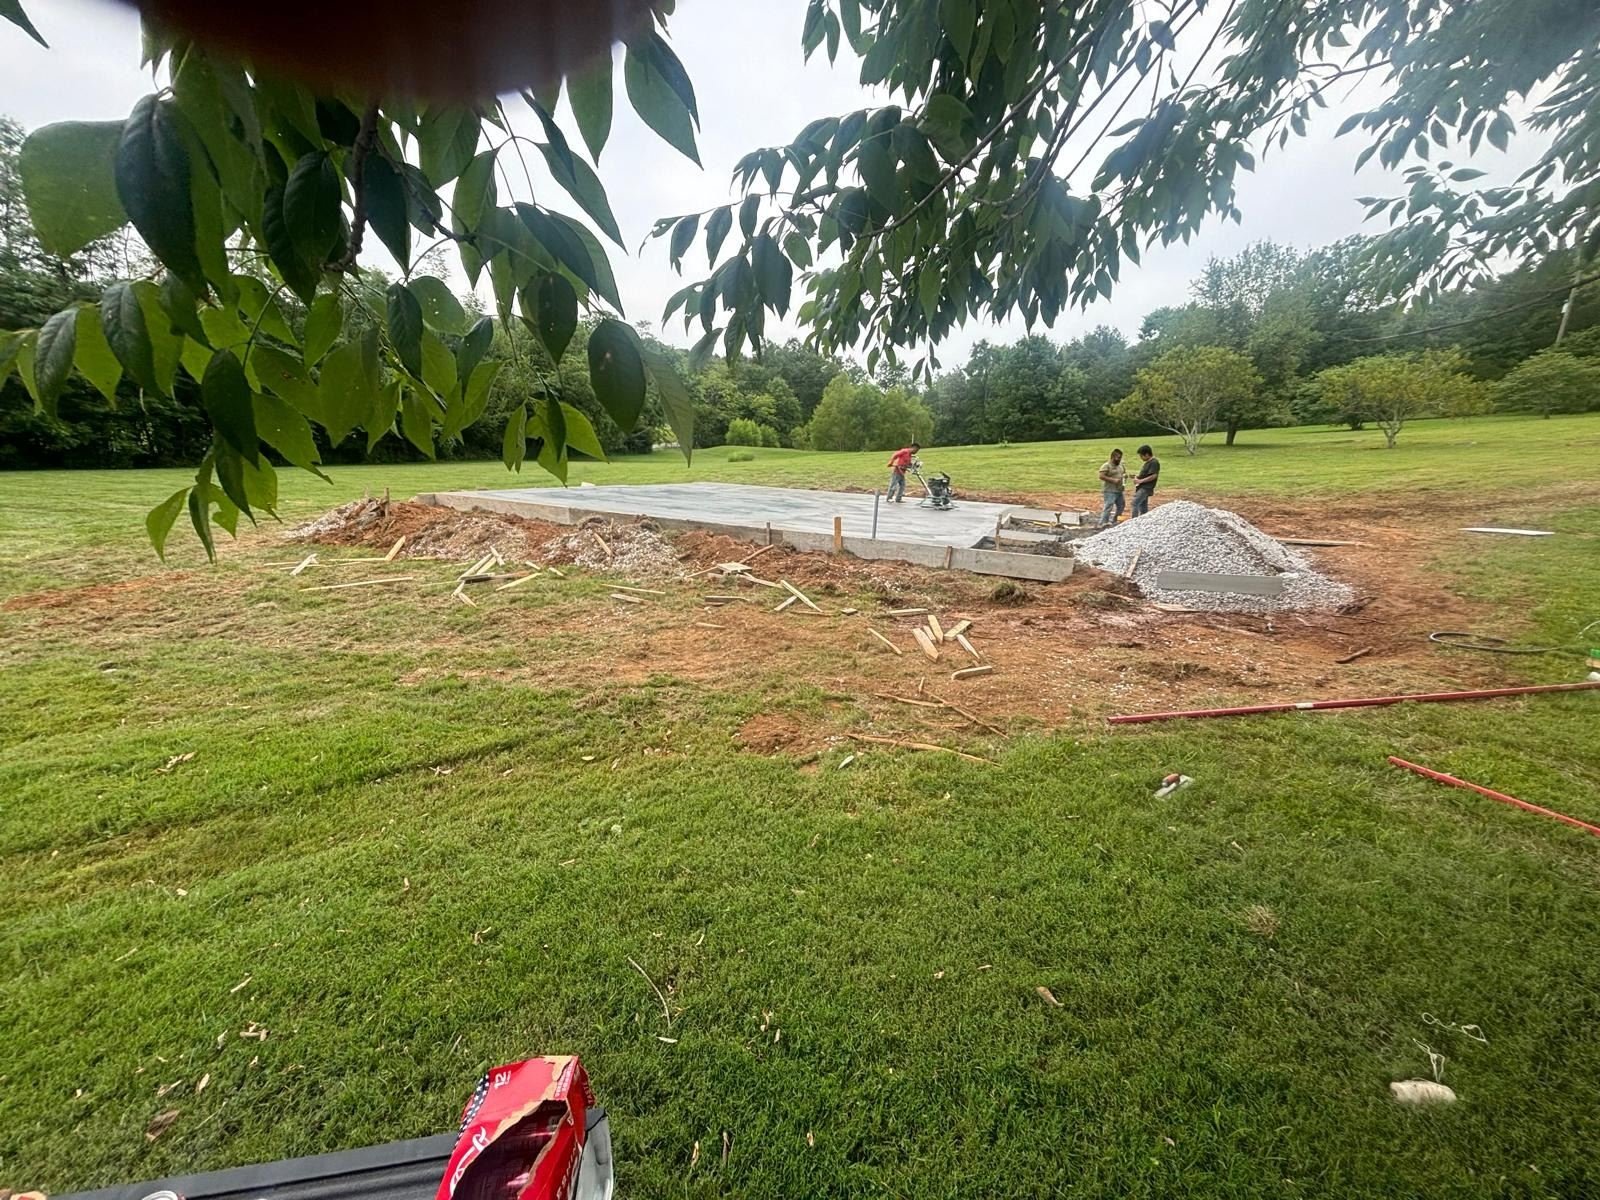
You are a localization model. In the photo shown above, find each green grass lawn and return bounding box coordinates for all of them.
[3,414,1600,1198]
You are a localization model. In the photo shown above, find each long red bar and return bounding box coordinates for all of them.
[1106,680,1600,725]
[1387,756,1600,839]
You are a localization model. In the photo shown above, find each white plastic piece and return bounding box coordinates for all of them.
[1390,1079,1457,1106]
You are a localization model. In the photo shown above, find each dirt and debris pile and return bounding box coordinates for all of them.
[1078,500,1355,613]
[540,519,683,579]
[285,499,561,560]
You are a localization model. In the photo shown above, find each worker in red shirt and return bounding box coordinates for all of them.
[886,442,920,502]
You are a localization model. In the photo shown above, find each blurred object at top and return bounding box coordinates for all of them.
[133,0,659,99]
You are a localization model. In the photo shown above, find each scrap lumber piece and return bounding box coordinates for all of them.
[695,622,727,630]
[1276,537,1365,547]
[926,693,1006,737]
[288,554,317,577]
[742,544,776,563]
[868,628,903,656]
[955,633,982,661]
[494,572,542,592]
[546,566,566,578]
[927,614,945,643]
[300,576,417,592]
[780,579,822,612]
[912,628,941,662]
[383,536,405,561]
[774,595,799,613]
[847,732,995,766]
[946,619,972,639]
[702,594,748,604]
[1155,570,1285,596]
[609,592,645,604]
[875,692,944,709]
[592,531,614,560]
[951,665,994,680]
[1123,548,1143,579]
[886,607,929,617]
[613,585,667,595]
[746,576,784,589]
[458,553,495,581]
[452,586,478,607]
[1336,646,1374,665]
[841,607,860,616]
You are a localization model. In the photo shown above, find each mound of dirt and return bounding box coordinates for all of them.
[285,498,563,561]
[540,521,683,579]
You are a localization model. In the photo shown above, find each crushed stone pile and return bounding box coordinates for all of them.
[540,518,683,579]
[1077,500,1356,613]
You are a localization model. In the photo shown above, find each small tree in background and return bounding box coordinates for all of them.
[1313,349,1487,447]
[1496,351,1600,418]
[1110,345,1261,456]
[725,417,763,446]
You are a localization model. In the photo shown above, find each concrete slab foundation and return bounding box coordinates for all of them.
[419,482,1075,582]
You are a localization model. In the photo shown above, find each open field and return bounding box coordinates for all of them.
[4,413,1600,1198]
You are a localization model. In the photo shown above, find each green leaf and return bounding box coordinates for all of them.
[940,0,975,61]
[18,121,127,257]
[146,487,189,559]
[132,279,180,395]
[420,331,456,396]
[303,292,342,365]
[213,443,253,521]
[239,453,278,516]
[255,392,323,471]
[116,96,202,290]
[316,335,377,444]
[199,306,251,354]
[920,94,975,161]
[159,273,208,345]
[705,206,733,265]
[457,316,495,387]
[752,234,793,317]
[643,347,694,459]
[739,194,761,239]
[401,390,437,458]
[783,232,813,269]
[624,34,701,165]
[187,480,217,561]
[366,379,400,452]
[34,307,77,413]
[567,219,623,313]
[561,402,607,460]
[419,107,482,186]
[202,350,259,464]
[534,139,624,246]
[285,152,342,266]
[364,153,411,266]
[451,150,498,235]
[386,282,425,379]
[74,305,122,403]
[445,358,500,439]
[569,55,614,161]
[408,276,467,334]
[14,330,38,404]
[518,203,604,302]
[529,272,578,362]
[251,344,320,415]
[233,275,296,345]
[263,184,319,303]
[0,330,22,385]
[587,318,646,431]
[687,326,719,373]
[100,281,156,392]
[172,53,263,233]
[2,0,47,46]
[670,213,700,269]
[502,402,528,471]
[541,392,568,461]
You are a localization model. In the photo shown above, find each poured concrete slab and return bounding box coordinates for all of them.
[421,482,1074,582]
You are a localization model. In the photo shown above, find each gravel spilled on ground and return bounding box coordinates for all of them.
[1078,500,1355,613]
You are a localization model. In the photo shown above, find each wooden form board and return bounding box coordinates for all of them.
[1154,570,1285,596]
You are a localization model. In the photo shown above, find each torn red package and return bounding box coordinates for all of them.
[437,1056,610,1200]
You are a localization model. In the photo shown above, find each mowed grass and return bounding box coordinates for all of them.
[3,414,1600,1198]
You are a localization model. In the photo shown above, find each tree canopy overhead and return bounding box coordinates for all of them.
[1,0,1596,554]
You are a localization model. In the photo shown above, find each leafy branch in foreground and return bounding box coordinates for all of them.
[654,0,1600,380]
[0,2,702,557]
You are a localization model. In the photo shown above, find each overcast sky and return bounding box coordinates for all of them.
[5,0,1546,364]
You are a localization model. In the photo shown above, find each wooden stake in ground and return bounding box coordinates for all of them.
[951,665,994,681]
[609,592,645,604]
[546,566,566,578]
[955,633,982,662]
[847,732,995,766]
[833,516,843,554]
[927,614,945,643]
[288,553,317,577]
[300,576,417,592]
[592,531,614,561]
[912,628,941,662]
[383,536,405,562]
[494,572,542,592]
[944,545,954,569]
[780,580,822,612]
[1124,548,1143,579]
[773,595,799,613]
[868,628,903,656]
[947,619,972,638]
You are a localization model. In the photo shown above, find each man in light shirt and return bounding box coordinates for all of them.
[1097,448,1126,527]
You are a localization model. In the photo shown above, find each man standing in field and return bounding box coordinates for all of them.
[1097,448,1126,526]
[886,442,920,503]
[1130,444,1161,517]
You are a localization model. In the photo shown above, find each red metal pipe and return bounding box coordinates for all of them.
[1106,680,1600,725]
[1387,756,1600,839]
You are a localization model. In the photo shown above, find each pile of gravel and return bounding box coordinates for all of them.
[1077,500,1355,613]
[541,519,683,579]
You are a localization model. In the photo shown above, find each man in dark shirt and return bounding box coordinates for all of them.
[1131,444,1160,517]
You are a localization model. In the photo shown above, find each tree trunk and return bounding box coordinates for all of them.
[1384,427,1399,448]
[1225,422,1239,445]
